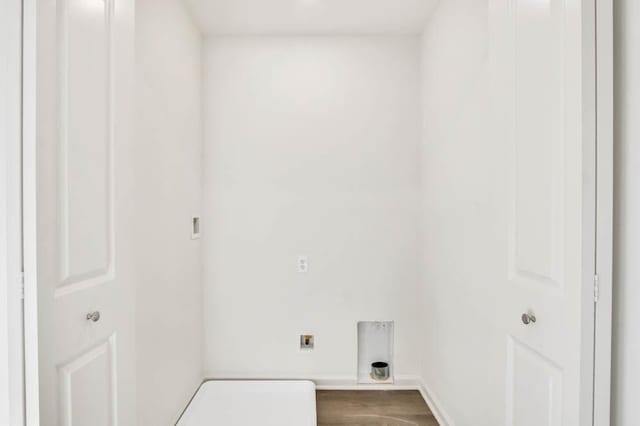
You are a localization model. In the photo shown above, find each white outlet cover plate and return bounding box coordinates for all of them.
[298,255,308,273]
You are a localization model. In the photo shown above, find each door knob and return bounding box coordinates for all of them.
[521,312,536,325]
[86,311,101,322]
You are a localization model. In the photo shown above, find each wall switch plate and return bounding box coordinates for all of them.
[300,335,314,350]
[297,256,308,273]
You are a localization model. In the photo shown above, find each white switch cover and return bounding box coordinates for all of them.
[298,256,309,273]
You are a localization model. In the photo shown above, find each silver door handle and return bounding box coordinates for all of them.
[86,311,101,322]
[521,312,536,325]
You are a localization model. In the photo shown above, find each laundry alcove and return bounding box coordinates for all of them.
[18,0,610,424]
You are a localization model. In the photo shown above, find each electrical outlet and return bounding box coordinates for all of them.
[297,256,308,273]
[300,335,314,350]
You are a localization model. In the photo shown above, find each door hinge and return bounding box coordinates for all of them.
[594,274,600,303]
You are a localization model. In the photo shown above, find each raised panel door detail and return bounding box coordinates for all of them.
[509,0,565,289]
[506,336,563,426]
[58,335,117,426]
[57,0,114,296]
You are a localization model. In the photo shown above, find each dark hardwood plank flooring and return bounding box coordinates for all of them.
[316,390,439,426]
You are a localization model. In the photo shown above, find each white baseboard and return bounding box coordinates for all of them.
[417,379,455,426]
[204,374,422,390]
[314,375,421,390]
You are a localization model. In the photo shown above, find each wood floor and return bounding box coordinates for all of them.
[316,390,438,426]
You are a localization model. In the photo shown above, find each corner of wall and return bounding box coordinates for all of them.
[417,378,455,426]
[134,0,205,423]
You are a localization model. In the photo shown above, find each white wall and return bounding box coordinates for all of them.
[612,1,640,424]
[202,36,422,382]
[419,1,503,424]
[134,1,203,423]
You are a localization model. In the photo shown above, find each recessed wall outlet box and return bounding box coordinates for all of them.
[357,321,394,384]
[191,216,201,239]
[297,256,308,273]
[300,335,314,350]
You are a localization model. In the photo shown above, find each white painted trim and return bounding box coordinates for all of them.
[314,384,420,391]
[0,0,25,423]
[21,0,41,424]
[594,0,614,425]
[204,374,422,390]
[417,380,454,426]
[578,0,600,424]
[313,375,421,390]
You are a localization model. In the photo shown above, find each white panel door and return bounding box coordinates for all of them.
[26,0,136,424]
[491,0,596,425]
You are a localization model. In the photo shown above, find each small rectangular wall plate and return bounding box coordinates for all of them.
[300,335,314,350]
[191,216,201,239]
[298,256,308,273]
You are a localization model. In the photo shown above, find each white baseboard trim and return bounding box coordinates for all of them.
[204,374,422,390]
[417,379,454,426]
[314,375,421,390]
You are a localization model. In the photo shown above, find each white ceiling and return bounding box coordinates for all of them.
[182,0,440,35]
